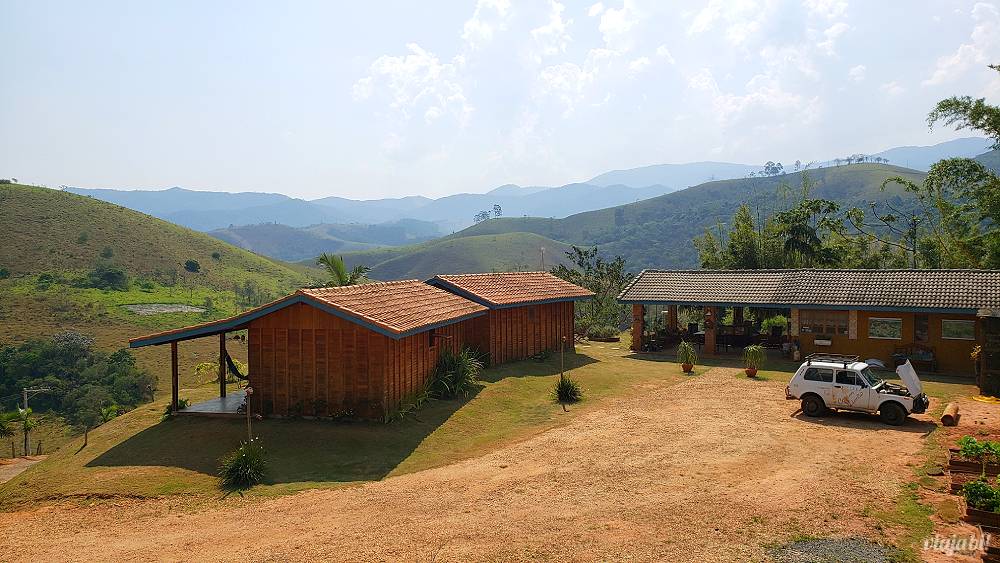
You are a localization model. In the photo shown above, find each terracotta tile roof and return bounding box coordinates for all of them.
[618,269,1000,312]
[299,280,487,334]
[130,280,486,347]
[429,272,594,308]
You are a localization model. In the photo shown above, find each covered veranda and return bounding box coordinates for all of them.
[626,302,790,356]
[130,317,253,417]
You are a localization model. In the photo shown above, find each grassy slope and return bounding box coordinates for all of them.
[341,232,576,280]
[210,223,380,262]
[450,164,927,269]
[0,184,312,293]
[0,342,708,508]
[0,184,320,442]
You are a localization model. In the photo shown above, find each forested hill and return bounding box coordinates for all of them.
[448,163,927,270]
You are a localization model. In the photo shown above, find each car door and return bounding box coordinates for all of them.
[831,370,871,411]
[801,367,834,405]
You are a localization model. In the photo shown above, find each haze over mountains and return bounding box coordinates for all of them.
[61,138,993,265]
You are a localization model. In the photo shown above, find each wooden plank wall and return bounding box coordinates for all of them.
[488,301,575,365]
[247,303,388,418]
[247,304,487,419]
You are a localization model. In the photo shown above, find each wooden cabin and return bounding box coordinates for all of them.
[428,272,594,365]
[130,280,487,419]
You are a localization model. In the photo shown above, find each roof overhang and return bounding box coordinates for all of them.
[619,299,978,314]
[130,293,488,348]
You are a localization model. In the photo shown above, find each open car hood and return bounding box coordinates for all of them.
[896,360,924,396]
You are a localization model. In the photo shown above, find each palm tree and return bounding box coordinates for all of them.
[316,253,370,287]
[15,408,36,455]
[0,412,15,440]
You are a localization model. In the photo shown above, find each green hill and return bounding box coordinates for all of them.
[341,232,576,280]
[448,164,927,269]
[1,184,312,292]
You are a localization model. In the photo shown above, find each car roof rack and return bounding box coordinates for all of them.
[805,353,860,368]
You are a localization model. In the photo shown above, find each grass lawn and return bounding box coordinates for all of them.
[0,341,707,510]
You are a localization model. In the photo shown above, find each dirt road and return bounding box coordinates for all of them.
[0,456,46,485]
[0,368,931,561]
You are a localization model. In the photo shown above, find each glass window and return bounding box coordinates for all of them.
[914,315,929,343]
[836,370,864,386]
[869,318,903,340]
[942,319,976,340]
[800,310,848,336]
[803,368,834,382]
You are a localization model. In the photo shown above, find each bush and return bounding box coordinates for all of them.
[677,340,698,366]
[87,262,129,291]
[963,478,1000,512]
[587,325,618,339]
[743,344,766,371]
[211,251,222,261]
[184,259,201,273]
[429,347,483,399]
[218,439,267,491]
[0,267,8,280]
[554,375,582,404]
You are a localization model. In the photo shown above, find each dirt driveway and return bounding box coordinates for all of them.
[0,367,932,561]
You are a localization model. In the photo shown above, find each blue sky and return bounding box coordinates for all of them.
[1,1,998,199]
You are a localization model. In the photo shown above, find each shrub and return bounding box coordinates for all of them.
[587,325,618,339]
[0,267,9,280]
[677,340,698,366]
[429,347,483,399]
[963,478,1000,512]
[743,344,766,371]
[160,398,190,421]
[218,439,267,491]
[87,262,129,291]
[554,375,582,404]
[211,251,222,261]
[958,436,1000,474]
[184,259,201,273]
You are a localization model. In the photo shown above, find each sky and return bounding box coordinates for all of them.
[1,1,998,200]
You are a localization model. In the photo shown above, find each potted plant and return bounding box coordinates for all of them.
[677,340,697,373]
[743,343,765,377]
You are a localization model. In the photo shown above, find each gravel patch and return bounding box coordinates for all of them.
[123,303,205,315]
[769,537,903,563]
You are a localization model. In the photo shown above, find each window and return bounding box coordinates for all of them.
[799,310,848,336]
[868,317,903,340]
[914,315,929,343]
[836,370,864,387]
[942,319,976,340]
[803,367,834,382]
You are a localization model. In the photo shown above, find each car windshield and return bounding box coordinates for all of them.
[860,367,884,387]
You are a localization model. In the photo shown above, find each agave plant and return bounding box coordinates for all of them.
[676,340,697,372]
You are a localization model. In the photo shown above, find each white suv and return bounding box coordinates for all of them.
[785,354,929,425]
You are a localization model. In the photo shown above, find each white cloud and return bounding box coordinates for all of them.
[535,49,619,116]
[461,0,512,51]
[804,0,848,19]
[817,21,850,55]
[923,2,999,86]
[588,2,604,17]
[628,56,650,74]
[687,67,822,127]
[759,44,819,79]
[687,0,770,47]
[599,0,640,52]
[530,1,572,63]
[354,43,472,126]
[656,44,676,64]
[848,64,866,81]
[880,80,905,96]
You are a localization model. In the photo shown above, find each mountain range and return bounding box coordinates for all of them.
[61,138,991,265]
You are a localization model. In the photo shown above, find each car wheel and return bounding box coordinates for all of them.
[879,402,907,426]
[801,395,826,417]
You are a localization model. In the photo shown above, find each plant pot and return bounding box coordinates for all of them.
[682,363,693,373]
[745,368,758,377]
